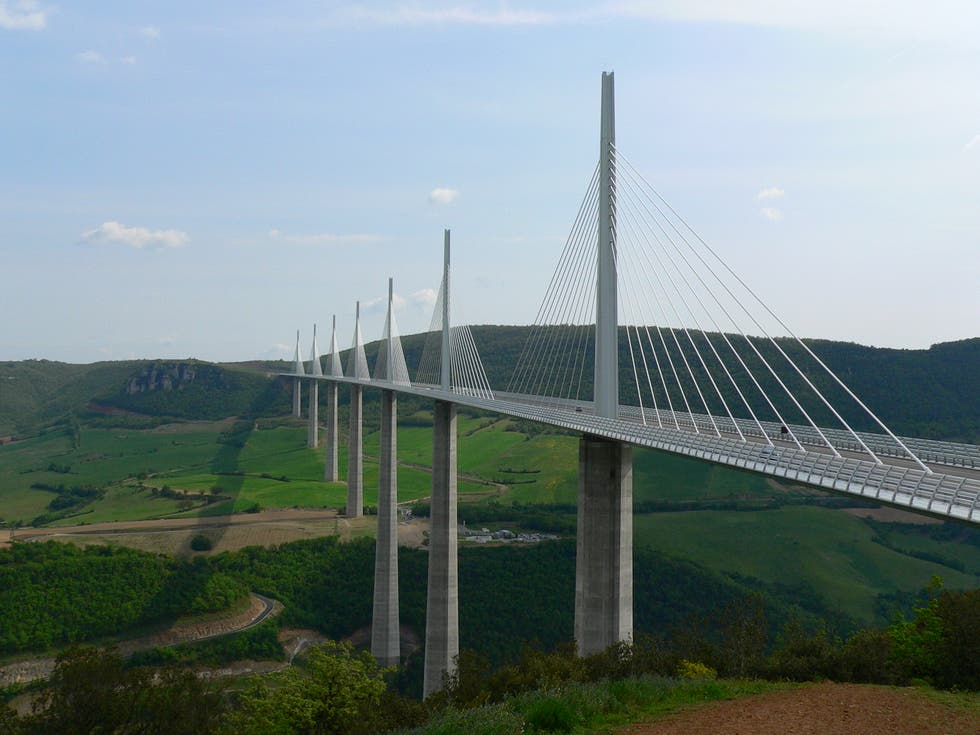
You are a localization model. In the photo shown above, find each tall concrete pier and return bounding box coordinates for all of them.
[347,384,363,518]
[292,329,304,418]
[324,315,342,482]
[307,325,322,448]
[423,232,459,698]
[423,399,458,698]
[372,388,400,666]
[324,383,338,481]
[575,436,633,655]
[574,71,634,656]
[346,302,368,518]
[372,279,401,666]
[307,382,319,448]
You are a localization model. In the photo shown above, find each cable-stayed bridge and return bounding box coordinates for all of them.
[282,73,979,697]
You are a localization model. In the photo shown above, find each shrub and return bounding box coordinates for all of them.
[524,698,576,732]
[676,660,717,680]
[190,535,213,552]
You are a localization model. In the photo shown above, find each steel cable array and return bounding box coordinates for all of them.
[507,142,933,472]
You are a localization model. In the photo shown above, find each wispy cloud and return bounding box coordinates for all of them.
[268,229,386,246]
[82,221,189,249]
[363,288,439,315]
[139,25,160,39]
[760,207,784,222]
[429,187,459,205]
[335,5,581,27]
[76,49,104,64]
[963,134,980,152]
[323,3,980,43]
[408,288,438,308]
[0,0,47,31]
[120,55,137,65]
[756,186,785,200]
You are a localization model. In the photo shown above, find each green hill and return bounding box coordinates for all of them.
[3,331,977,442]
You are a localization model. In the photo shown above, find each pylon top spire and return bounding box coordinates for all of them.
[595,71,618,419]
[348,301,370,379]
[328,314,343,377]
[309,324,323,376]
[293,329,306,376]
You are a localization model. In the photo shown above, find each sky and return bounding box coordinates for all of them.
[1,1,978,364]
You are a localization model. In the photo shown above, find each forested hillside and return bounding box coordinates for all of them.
[2,333,976,442]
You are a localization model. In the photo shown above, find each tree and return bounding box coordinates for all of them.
[24,646,224,735]
[226,641,387,735]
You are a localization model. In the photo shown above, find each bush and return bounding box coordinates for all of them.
[190,535,213,552]
[524,697,576,732]
[676,660,717,680]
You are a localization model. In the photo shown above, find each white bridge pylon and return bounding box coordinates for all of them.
[283,70,980,698]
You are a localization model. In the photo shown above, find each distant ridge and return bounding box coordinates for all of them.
[1,333,976,443]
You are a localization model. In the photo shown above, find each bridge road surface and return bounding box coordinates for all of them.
[291,373,980,525]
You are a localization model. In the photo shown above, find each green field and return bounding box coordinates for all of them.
[632,507,980,622]
[2,410,977,629]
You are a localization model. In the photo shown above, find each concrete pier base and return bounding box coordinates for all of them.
[347,384,363,518]
[372,390,400,667]
[575,435,633,657]
[292,378,302,418]
[324,383,338,482]
[307,382,319,448]
[423,400,458,698]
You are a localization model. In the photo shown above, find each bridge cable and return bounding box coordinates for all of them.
[617,151,922,468]
[617,168,748,441]
[615,163,797,449]
[613,145,836,455]
[617,166,771,443]
[615,182,715,434]
[509,166,599,400]
[508,165,598,397]
[616,177,730,437]
[517,178,598,403]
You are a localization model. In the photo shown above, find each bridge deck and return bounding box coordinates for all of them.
[286,374,980,525]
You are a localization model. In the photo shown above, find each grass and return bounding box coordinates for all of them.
[3,414,977,631]
[632,506,979,623]
[400,677,789,735]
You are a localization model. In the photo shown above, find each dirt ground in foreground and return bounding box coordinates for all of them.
[618,682,979,735]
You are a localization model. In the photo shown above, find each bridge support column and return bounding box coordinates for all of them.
[324,383,338,481]
[423,400,458,698]
[292,378,302,418]
[372,389,400,666]
[575,435,632,657]
[347,384,363,518]
[307,381,319,448]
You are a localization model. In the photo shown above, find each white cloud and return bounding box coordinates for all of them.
[964,134,980,152]
[363,288,438,315]
[120,55,137,65]
[429,187,459,205]
[76,50,104,64]
[323,2,980,43]
[0,0,47,30]
[82,221,189,249]
[760,207,784,222]
[335,6,577,27]
[268,229,386,246]
[756,186,785,200]
[408,288,438,308]
[139,25,160,38]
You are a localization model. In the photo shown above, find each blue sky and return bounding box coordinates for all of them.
[1,1,978,363]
